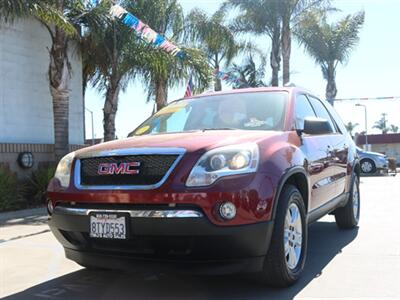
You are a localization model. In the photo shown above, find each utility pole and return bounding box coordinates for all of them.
[383,113,387,134]
[356,104,368,149]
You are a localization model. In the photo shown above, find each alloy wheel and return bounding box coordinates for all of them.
[352,181,360,222]
[361,161,373,173]
[284,203,303,270]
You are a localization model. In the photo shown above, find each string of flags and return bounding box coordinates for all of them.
[334,96,400,102]
[86,1,246,92]
[109,5,186,58]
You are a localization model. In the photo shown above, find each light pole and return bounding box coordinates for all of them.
[355,104,368,149]
[85,107,95,145]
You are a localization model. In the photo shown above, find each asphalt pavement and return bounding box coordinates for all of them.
[1,176,399,299]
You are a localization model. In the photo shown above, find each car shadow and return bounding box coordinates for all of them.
[4,221,358,300]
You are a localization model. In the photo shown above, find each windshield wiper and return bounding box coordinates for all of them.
[201,127,238,131]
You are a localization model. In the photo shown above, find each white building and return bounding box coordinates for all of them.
[0,18,84,176]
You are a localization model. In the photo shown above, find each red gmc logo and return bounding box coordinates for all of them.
[97,162,141,175]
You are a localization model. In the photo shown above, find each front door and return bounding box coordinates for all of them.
[295,94,337,211]
[307,96,348,202]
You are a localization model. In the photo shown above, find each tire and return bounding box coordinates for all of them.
[360,159,376,174]
[334,176,360,229]
[260,185,308,287]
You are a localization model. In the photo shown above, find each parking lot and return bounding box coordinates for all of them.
[1,175,399,299]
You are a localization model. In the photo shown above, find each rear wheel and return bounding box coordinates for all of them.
[334,176,360,229]
[360,159,376,174]
[260,185,307,287]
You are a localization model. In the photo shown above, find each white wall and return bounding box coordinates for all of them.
[0,18,84,145]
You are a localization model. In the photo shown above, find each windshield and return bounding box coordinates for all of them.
[131,92,288,136]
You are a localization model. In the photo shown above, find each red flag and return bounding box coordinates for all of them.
[184,74,194,98]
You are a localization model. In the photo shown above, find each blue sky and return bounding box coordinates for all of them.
[85,0,400,140]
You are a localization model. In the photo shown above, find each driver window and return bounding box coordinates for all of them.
[295,94,316,129]
[308,96,337,133]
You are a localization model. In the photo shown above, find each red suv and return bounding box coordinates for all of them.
[48,87,360,287]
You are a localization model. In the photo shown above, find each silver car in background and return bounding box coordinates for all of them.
[356,147,389,174]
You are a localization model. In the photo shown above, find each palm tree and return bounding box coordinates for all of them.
[185,8,242,91]
[141,47,211,112]
[223,0,282,86]
[82,9,155,141]
[345,121,359,136]
[279,0,330,84]
[0,0,105,160]
[295,10,365,103]
[84,0,211,140]
[373,113,389,134]
[230,55,267,89]
[390,125,399,133]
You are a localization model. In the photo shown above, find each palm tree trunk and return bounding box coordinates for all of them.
[214,73,222,91]
[155,78,168,111]
[214,56,222,91]
[281,19,291,85]
[270,26,281,87]
[49,27,70,162]
[103,81,121,141]
[325,65,337,105]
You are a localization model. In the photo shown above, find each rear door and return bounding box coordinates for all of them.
[307,96,348,200]
[295,94,335,211]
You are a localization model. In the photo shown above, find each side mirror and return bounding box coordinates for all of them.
[302,117,333,135]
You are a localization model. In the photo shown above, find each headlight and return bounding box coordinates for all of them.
[186,144,259,187]
[54,152,75,188]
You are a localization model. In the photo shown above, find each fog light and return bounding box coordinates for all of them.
[219,202,236,220]
[47,200,54,215]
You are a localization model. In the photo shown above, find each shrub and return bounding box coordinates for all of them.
[22,165,56,207]
[0,166,24,211]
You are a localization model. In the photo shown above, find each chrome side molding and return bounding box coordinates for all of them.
[54,206,204,218]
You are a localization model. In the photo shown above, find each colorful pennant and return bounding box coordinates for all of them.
[109,5,185,58]
[88,2,246,91]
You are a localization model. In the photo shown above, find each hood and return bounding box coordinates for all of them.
[357,148,385,157]
[75,130,281,157]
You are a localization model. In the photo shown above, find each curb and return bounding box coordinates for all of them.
[0,207,46,224]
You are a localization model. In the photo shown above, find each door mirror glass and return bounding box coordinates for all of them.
[303,117,334,135]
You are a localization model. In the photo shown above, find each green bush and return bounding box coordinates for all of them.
[21,166,56,207]
[0,166,24,211]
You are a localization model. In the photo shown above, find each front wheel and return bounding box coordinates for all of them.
[260,185,308,287]
[360,159,376,174]
[334,176,360,229]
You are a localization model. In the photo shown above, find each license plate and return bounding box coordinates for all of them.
[89,213,127,239]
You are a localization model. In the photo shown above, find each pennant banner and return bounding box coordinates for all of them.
[110,5,185,59]
[334,96,400,102]
[88,2,245,90]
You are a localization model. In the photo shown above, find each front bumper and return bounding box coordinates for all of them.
[376,159,389,171]
[49,206,274,274]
